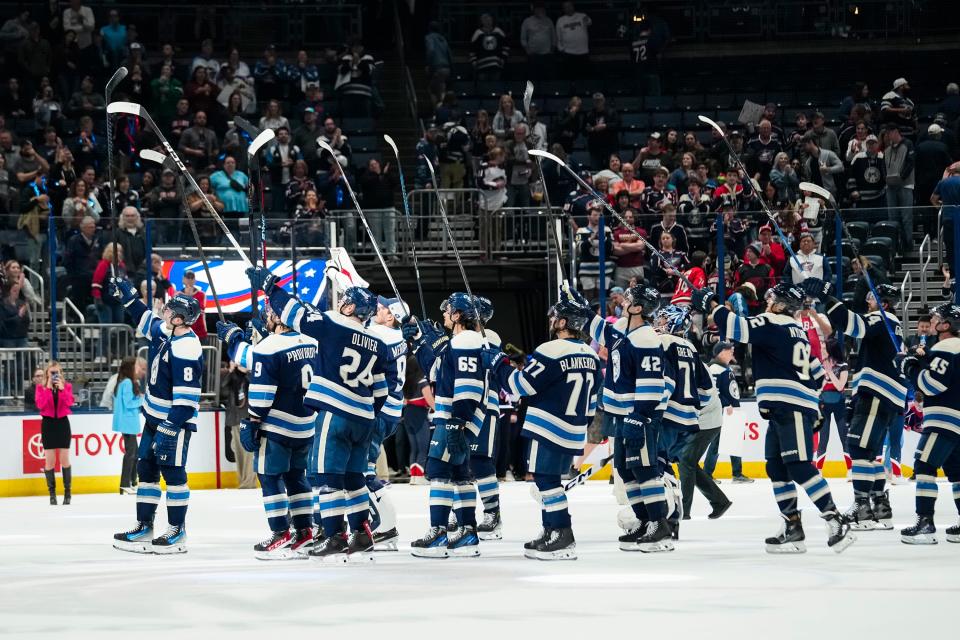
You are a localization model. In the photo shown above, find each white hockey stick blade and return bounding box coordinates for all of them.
[799,181,834,202]
[422,154,437,177]
[139,149,167,165]
[528,148,565,166]
[317,139,337,157]
[697,114,724,135]
[248,129,276,156]
[107,101,143,116]
[523,81,534,114]
[383,134,399,157]
[106,67,128,92]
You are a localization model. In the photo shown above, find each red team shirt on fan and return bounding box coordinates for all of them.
[671,266,706,306]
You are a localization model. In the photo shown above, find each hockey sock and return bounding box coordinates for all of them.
[632,465,667,521]
[535,476,571,529]
[952,482,960,515]
[624,480,649,522]
[344,472,369,532]
[316,473,346,537]
[871,460,887,497]
[849,446,874,498]
[283,469,314,531]
[260,474,290,532]
[914,461,939,516]
[787,462,834,513]
[472,457,500,514]
[454,482,478,527]
[429,480,455,528]
[136,482,161,523]
[161,465,189,526]
[766,459,798,516]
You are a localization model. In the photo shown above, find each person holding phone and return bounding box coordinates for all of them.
[35,362,75,505]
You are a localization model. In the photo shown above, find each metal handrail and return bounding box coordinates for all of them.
[918,234,931,307]
[938,206,944,267]
[63,298,85,324]
[0,347,47,404]
[900,270,913,336]
[22,265,45,339]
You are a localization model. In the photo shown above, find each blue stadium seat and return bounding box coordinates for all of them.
[651,111,684,130]
[621,112,650,129]
[341,117,375,134]
[675,94,705,111]
[643,95,675,111]
[705,93,736,109]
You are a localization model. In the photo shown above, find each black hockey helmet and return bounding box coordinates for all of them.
[341,286,378,321]
[624,284,661,319]
[931,303,960,333]
[165,293,202,326]
[868,283,900,309]
[550,299,595,334]
[767,283,805,314]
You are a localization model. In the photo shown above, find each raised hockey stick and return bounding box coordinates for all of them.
[523,81,569,299]
[421,155,487,340]
[799,181,903,353]
[697,114,803,272]
[317,139,403,302]
[529,149,699,291]
[383,134,428,319]
[105,67,128,277]
[107,101,253,269]
[140,149,225,322]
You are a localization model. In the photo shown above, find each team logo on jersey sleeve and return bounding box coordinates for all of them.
[612,351,621,381]
[729,379,740,400]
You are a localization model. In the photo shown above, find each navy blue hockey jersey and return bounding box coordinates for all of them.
[915,337,960,438]
[713,307,824,414]
[659,334,714,431]
[365,322,408,423]
[130,299,203,430]
[247,330,318,441]
[708,362,741,409]
[426,329,488,436]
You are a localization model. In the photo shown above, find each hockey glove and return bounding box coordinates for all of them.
[800,277,832,302]
[245,266,278,295]
[691,288,717,314]
[111,276,139,306]
[216,320,243,347]
[248,316,267,341]
[564,286,590,308]
[621,415,649,450]
[152,422,181,465]
[401,317,423,344]
[238,419,261,453]
[480,347,509,373]
[444,422,468,458]
[895,353,921,381]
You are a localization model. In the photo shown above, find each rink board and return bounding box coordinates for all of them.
[0,410,235,497]
[0,402,921,497]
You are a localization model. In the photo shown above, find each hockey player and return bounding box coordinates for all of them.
[112,281,203,554]
[216,305,318,559]
[247,267,401,560]
[654,305,731,523]
[584,284,678,552]
[403,293,488,558]
[481,297,600,559]
[692,283,855,553]
[471,295,504,540]
[804,279,905,530]
[362,295,409,551]
[898,303,960,544]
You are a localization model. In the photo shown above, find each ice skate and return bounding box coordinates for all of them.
[372,527,400,551]
[151,525,187,554]
[842,498,880,530]
[618,522,648,552]
[254,530,296,560]
[532,527,577,561]
[945,521,960,543]
[411,526,449,558]
[289,528,315,556]
[112,521,154,554]
[524,528,551,558]
[347,525,375,554]
[477,510,502,540]
[765,513,806,554]
[447,525,481,557]
[637,519,675,553]
[823,510,856,553]
[901,515,937,545]
[871,491,894,530]
[309,531,350,562]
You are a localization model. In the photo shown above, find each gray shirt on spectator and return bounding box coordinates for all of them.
[178,125,219,163]
[521,15,556,55]
[884,138,915,188]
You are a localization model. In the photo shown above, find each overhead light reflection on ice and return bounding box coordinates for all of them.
[519,573,698,585]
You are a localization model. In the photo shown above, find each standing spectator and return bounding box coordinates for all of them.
[649,202,689,254]
[266,126,301,211]
[178,111,218,171]
[734,244,776,314]
[556,96,584,153]
[143,169,180,241]
[183,67,219,123]
[190,38,220,79]
[802,133,844,200]
[576,200,614,302]
[359,158,397,254]
[13,141,49,188]
[677,179,712,253]
[769,151,800,203]
[840,81,875,122]
[880,77,917,137]
[24,368,42,412]
[0,277,29,347]
[633,131,672,184]
[649,231,688,299]
[220,358,256,489]
[883,124,916,250]
[259,99,290,134]
[293,107,321,174]
[283,160,315,211]
[335,39,378,117]
[556,1,591,79]
[168,98,192,148]
[521,2,555,81]
[592,153,623,188]
[62,177,103,231]
[63,215,101,308]
[844,120,872,165]
[115,206,146,284]
[809,112,840,156]
[941,82,960,125]
[914,124,953,211]
[745,119,782,182]
[784,232,831,285]
[90,241,127,325]
[640,167,678,220]
[222,47,252,85]
[755,223,787,277]
[112,174,139,213]
[99,9,125,66]
[285,50,319,104]
[67,75,104,118]
[175,270,208,340]
[814,339,850,474]
[150,64,183,124]
[112,356,145,494]
[470,14,508,81]
[36,362,74,505]
[216,68,256,118]
[492,94,526,141]
[671,250,707,307]
[187,174,226,245]
[847,134,886,212]
[18,23,53,95]
[414,126,439,189]
[316,116,352,175]
[931,164,960,267]
[504,123,533,215]
[253,45,286,103]
[62,0,94,50]
[477,146,507,251]
[610,163,645,205]
[2,77,31,119]
[424,22,452,108]
[711,198,749,257]
[611,207,647,287]
[439,121,472,189]
[0,153,15,215]
[585,92,620,170]
[209,156,249,225]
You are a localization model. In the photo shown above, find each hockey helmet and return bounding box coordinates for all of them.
[767,283,805,314]
[549,299,595,334]
[624,284,661,319]
[441,292,479,323]
[165,293,202,326]
[867,283,900,309]
[340,286,378,321]
[475,296,495,324]
[654,304,692,336]
[931,303,960,333]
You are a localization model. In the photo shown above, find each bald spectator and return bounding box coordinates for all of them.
[745,119,782,182]
[178,111,219,170]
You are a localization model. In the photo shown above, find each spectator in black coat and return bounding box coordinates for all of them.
[359,158,397,253]
[585,92,620,170]
[914,124,953,208]
[63,215,101,309]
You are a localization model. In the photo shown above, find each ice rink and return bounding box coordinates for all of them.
[1,479,956,639]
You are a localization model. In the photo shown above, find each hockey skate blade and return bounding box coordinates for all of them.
[946,533,960,543]
[765,541,807,554]
[533,546,577,561]
[255,548,306,561]
[312,553,376,565]
[410,547,449,559]
[901,534,938,545]
[872,519,894,531]
[112,540,154,554]
[447,545,481,558]
[372,539,399,552]
[477,527,502,541]
[639,540,675,553]
[830,532,856,554]
[151,543,187,555]
[618,541,644,552]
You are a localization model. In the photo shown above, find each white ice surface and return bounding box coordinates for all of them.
[1,479,957,639]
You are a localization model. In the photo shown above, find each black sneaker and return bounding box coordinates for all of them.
[708,500,733,520]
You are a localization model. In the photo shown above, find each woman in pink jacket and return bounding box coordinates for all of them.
[35,362,75,505]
